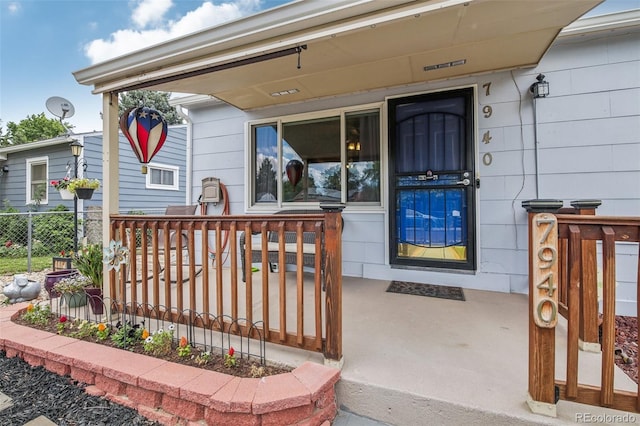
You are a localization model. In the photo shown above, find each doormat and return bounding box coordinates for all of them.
[386,281,465,301]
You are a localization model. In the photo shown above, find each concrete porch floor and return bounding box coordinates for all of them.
[325,276,640,425]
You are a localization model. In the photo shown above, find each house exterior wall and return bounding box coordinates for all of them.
[82,125,188,213]
[0,126,188,214]
[0,143,72,210]
[187,29,640,314]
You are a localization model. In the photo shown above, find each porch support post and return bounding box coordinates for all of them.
[522,199,563,417]
[320,203,345,367]
[570,200,602,352]
[102,92,120,310]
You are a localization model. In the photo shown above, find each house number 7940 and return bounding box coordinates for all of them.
[532,213,558,328]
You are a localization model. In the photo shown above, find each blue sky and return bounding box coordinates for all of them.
[1,0,638,134]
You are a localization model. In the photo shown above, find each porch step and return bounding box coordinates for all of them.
[335,378,640,426]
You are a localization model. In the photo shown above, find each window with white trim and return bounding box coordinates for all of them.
[26,156,49,205]
[249,106,381,208]
[145,163,179,190]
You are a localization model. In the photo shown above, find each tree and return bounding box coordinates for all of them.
[118,90,182,125]
[0,113,69,147]
[256,157,277,201]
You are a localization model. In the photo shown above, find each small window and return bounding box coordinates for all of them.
[27,157,48,205]
[146,163,179,190]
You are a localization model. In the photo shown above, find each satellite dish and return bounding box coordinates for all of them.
[46,96,75,120]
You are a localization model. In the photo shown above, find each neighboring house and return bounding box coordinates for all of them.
[0,125,188,213]
[73,2,639,313]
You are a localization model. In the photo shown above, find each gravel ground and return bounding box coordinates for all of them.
[0,352,159,426]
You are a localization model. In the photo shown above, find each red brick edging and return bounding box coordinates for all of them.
[0,303,339,425]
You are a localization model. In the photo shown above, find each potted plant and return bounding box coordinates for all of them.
[72,243,104,314]
[68,177,100,200]
[53,275,92,308]
[50,177,73,200]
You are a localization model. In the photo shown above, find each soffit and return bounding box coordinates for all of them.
[88,0,603,110]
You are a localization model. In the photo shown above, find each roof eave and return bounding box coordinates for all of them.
[73,0,422,89]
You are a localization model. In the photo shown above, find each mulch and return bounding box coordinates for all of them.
[614,315,638,384]
[0,351,160,426]
[12,314,291,379]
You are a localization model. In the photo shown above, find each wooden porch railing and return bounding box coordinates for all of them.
[525,200,640,416]
[106,206,344,362]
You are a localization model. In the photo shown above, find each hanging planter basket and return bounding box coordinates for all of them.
[59,189,74,200]
[74,188,95,200]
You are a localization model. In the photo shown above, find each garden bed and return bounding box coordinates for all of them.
[1,302,339,426]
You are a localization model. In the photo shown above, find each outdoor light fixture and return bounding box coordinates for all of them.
[70,139,83,157]
[2,165,8,173]
[530,74,549,98]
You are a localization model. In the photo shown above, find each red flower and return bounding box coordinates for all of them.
[228,347,235,356]
[59,315,67,323]
[5,240,12,247]
[179,336,188,348]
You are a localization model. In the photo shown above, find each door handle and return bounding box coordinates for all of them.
[456,178,471,186]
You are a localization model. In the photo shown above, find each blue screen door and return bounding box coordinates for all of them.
[388,88,476,270]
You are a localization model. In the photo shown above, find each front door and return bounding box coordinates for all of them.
[388,88,476,270]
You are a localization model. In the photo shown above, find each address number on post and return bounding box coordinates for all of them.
[532,213,558,328]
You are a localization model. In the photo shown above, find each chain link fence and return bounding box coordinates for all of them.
[0,210,77,273]
[0,207,169,273]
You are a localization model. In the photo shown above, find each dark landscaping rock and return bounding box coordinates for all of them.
[0,351,160,426]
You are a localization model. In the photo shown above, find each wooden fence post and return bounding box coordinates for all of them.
[570,200,602,351]
[320,203,345,367]
[523,199,563,417]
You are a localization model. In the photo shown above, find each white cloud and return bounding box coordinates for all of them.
[132,0,174,28]
[84,0,263,65]
[7,2,20,14]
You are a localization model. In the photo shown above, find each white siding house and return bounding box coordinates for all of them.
[72,1,638,313]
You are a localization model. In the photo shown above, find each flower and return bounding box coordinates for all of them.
[224,347,237,368]
[50,177,71,190]
[96,323,110,340]
[26,303,34,312]
[57,315,68,334]
[141,329,150,340]
[177,336,191,357]
[53,275,93,293]
[68,177,100,193]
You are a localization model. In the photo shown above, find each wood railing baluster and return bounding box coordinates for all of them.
[261,222,270,340]
[140,222,149,307]
[601,226,616,407]
[296,221,304,346]
[566,224,581,399]
[278,221,287,342]
[200,222,210,318]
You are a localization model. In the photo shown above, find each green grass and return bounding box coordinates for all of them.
[0,257,52,275]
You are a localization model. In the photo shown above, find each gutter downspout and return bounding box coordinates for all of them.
[175,105,193,205]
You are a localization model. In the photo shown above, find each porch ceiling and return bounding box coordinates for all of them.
[76,0,602,111]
